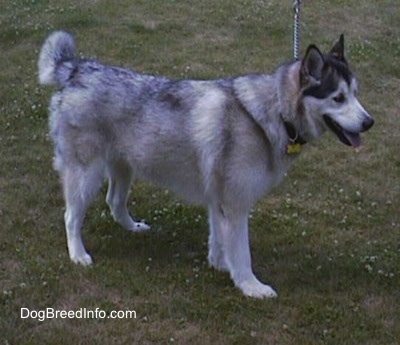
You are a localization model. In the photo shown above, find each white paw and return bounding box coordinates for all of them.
[70,252,93,266]
[238,278,278,299]
[129,221,151,232]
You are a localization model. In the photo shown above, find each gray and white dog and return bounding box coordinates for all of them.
[39,31,373,298]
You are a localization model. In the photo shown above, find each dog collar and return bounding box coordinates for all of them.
[284,120,307,154]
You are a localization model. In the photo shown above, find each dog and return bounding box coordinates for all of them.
[38,31,374,298]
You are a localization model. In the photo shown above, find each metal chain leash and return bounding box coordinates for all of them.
[293,0,302,60]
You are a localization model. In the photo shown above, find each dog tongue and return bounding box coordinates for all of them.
[344,131,362,148]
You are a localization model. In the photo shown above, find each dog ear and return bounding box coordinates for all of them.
[330,34,346,62]
[300,45,324,89]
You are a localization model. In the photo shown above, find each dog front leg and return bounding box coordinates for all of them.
[208,205,229,271]
[220,208,277,298]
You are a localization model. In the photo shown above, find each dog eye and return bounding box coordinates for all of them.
[333,93,346,103]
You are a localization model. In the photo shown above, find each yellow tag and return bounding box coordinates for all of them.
[287,143,302,154]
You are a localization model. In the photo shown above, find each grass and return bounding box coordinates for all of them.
[1,0,399,344]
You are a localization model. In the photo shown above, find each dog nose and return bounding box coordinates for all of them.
[362,116,374,132]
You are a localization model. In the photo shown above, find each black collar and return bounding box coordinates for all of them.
[283,120,307,145]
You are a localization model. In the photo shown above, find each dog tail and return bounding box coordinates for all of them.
[38,31,76,86]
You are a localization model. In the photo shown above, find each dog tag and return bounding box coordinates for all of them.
[287,143,302,154]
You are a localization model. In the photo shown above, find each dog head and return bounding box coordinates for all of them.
[299,35,374,147]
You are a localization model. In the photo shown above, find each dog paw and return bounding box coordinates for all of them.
[129,221,151,232]
[112,212,151,232]
[238,278,278,299]
[70,252,93,266]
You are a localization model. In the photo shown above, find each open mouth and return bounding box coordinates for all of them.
[323,115,361,148]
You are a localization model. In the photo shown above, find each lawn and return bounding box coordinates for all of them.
[1,0,399,344]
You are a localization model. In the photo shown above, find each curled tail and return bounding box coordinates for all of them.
[38,31,76,86]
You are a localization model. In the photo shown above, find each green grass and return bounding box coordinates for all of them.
[1,0,399,344]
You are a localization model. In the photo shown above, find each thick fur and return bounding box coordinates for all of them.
[39,31,373,298]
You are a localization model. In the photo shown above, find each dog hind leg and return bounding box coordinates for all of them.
[218,207,278,298]
[63,163,103,266]
[106,161,150,232]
